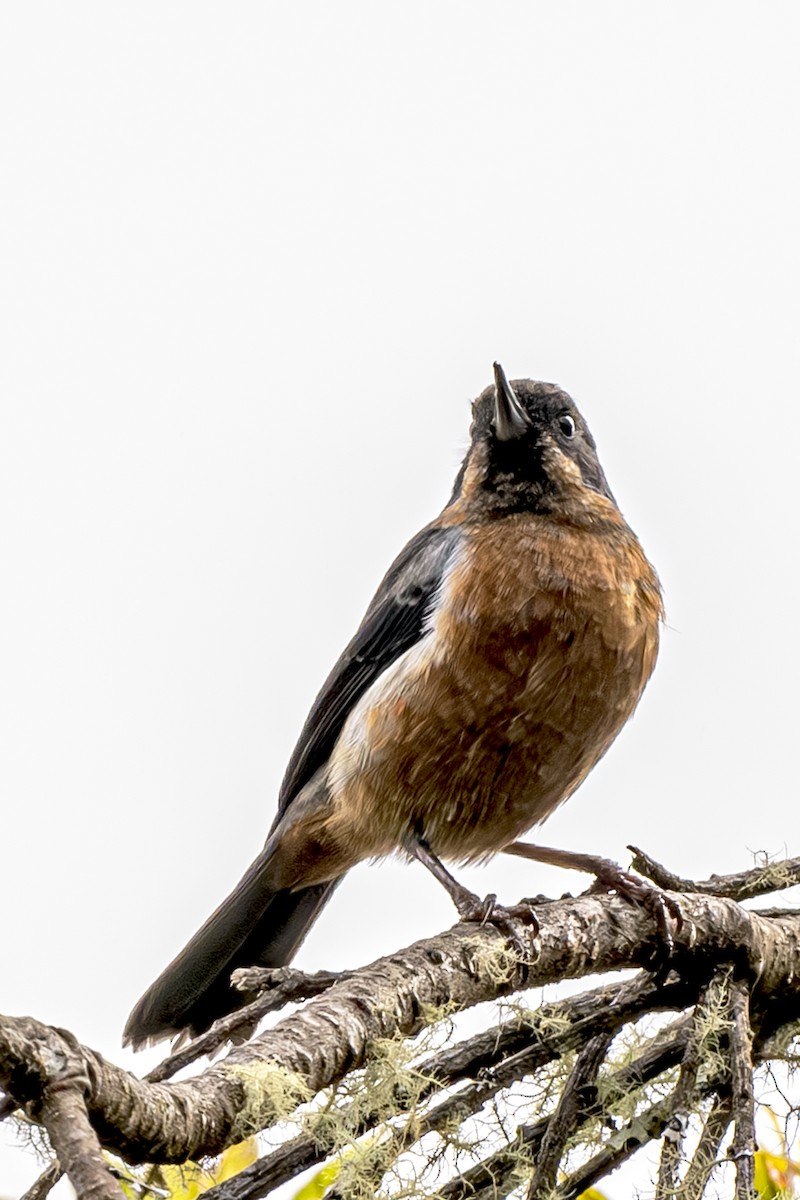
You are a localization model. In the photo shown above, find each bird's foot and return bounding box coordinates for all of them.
[504,841,682,964]
[453,886,539,960]
[407,834,538,962]
[587,861,683,958]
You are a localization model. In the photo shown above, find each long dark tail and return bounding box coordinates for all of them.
[123,850,340,1048]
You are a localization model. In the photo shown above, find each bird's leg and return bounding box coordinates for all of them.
[504,841,682,953]
[409,836,492,919]
[407,834,539,944]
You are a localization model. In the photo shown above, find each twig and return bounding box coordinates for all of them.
[146,967,344,1083]
[556,1088,681,1199]
[230,965,344,997]
[629,846,800,902]
[438,1019,692,1200]
[526,1032,612,1198]
[19,1162,64,1200]
[655,973,723,1199]
[681,1093,732,1200]
[729,975,756,1200]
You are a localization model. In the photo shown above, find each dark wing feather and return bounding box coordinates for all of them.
[273,522,462,825]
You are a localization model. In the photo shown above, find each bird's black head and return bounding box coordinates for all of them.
[450,364,616,519]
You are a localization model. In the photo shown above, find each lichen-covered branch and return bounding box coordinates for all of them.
[629,846,800,902]
[206,972,692,1200]
[525,1031,613,1198]
[681,1094,733,1200]
[2,855,800,1200]
[728,974,756,1199]
[145,967,347,1086]
[437,1020,693,1200]
[655,972,727,1199]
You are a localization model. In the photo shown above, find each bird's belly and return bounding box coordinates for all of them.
[323,603,656,864]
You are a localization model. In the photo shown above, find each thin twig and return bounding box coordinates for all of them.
[438,1020,692,1200]
[19,1162,64,1200]
[729,975,756,1199]
[229,965,344,997]
[556,1088,681,1199]
[145,967,344,1083]
[655,973,723,1199]
[629,846,800,902]
[681,1093,732,1200]
[526,1032,613,1198]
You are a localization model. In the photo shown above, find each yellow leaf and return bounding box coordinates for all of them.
[109,1157,201,1200]
[152,1165,202,1200]
[754,1147,794,1198]
[292,1161,342,1200]
[115,1177,139,1200]
[207,1138,260,1184]
[107,1139,259,1199]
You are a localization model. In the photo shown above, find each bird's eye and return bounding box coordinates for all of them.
[558,413,576,438]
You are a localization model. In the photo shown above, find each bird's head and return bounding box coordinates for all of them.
[449,363,616,520]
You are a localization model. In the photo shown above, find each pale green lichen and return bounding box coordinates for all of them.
[693,972,734,1088]
[418,1000,459,1032]
[225,1059,312,1137]
[305,1031,436,1153]
[216,989,701,1196]
[748,854,798,893]
[462,935,522,988]
[761,1021,800,1062]
[592,1016,682,1134]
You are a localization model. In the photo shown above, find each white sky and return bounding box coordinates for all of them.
[1,3,799,1195]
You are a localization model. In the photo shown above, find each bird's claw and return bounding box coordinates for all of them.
[455,889,540,962]
[588,865,682,963]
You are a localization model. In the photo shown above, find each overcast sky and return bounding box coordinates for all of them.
[2,4,799,1195]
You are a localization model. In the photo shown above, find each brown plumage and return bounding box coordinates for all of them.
[124,365,662,1047]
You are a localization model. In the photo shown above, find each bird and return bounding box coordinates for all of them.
[124,363,664,1048]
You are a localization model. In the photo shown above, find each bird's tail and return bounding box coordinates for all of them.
[123,850,339,1048]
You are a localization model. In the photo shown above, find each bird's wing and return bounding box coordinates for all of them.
[273,522,462,825]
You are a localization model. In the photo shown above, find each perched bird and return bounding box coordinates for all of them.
[124,364,663,1048]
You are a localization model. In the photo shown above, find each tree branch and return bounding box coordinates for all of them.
[19,1161,63,1200]
[681,1093,733,1200]
[204,973,693,1200]
[525,1031,612,1198]
[438,1019,692,1200]
[655,971,726,1199]
[2,862,799,1199]
[728,974,756,1199]
[145,967,346,1085]
[629,846,800,902]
